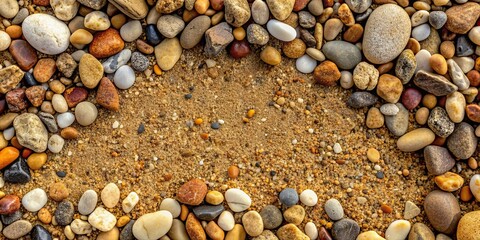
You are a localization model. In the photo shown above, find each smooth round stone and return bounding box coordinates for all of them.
[324,198,344,221]
[12,8,28,25]
[363,4,411,64]
[48,134,64,153]
[457,211,480,239]
[412,24,431,41]
[347,92,378,108]
[447,122,477,159]
[78,190,98,215]
[22,188,47,212]
[225,188,251,212]
[299,189,318,206]
[260,205,283,230]
[322,41,362,70]
[332,219,360,240]
[3,220,32,239]
[22,14,70,55]
[3,127,14,141]
[411,10,429,27]
[397,128,435,152]
[252,0,269,25]
[120,20,142,42]
[103,49,131,74]
[279,188,298,207]
[70,219,92,235]
[453,57,475,73]
[193,205,224,221]
[380,103,399,116]
[296,55,316,74]
[156,15,185,38]
[424,190,460,234]
[218,211,235,231]
[345,0,371,13]
[415,49,433,73]
[71,50,86,62]
[429,11,447,30]
[133,211,173,240]
[75,101,98,126]
[84,11,110,31]
[469,26,480,45]
[340,71,354,89]
[180,15,211,49]
[52,94,68,113]
[305,222,318,240]
[55,200,74,226]
[385,220,411,240]
[470,174,480,201]
[357,231,385,240]
[88,207,116,232]
[445,91,466,123]
[114,65,135,89]
[168,219,188,240]
[266,19,296,42]
[0,0,19,18]
[0,31,11,51]
[159,198,181,218]
[145,24,162,45]
[306,48,325,61]
[242,211,264,237]
[51,0,79,21]
[155,38,182,71]
[57,112,75,129]
[101,183,120,208]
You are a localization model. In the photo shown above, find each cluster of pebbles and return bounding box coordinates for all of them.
[0,0,479,239]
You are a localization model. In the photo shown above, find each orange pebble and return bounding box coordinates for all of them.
[0,147,20,170]
[460,186,473,202]
[22,148,33,158]
[380,204,393,213]
[180,205,189,221]
[5,25,22,39]
[194,118,203,125]
[153,64,162,75]
[200,133,209,140]
[228,165,239,179]
[10,137,23,150]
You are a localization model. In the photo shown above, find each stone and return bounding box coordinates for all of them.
[283,205,305,225]
[131,52,149,72]
[79,53,103,89]
[347,92,378,108]
[420,27,441,55]
[457,211,480,240]
[0,195,20,215]
[102,49,131,74]
[397,128,435,152]
[279,188,298,207]
[456,35,475,57]
[428,107,454,137]
[122,192,139,213]
[101,183,120,208]
[55,200,74,226]
[412,24,430,42]
[252,0,269,25]
[13,113,48,152]
[6,88,28,112]
[31,225,53,240]
[260,205,283,230]
[3,220,32,239]
[193,205,224,221]
[435,172,464,192]
[205,22,234,57]
[357,231,384,240]
[413,70,458,96]
[96,77,120,111]
[314,60,341,86]
[25,86,45,108]
[156,0,184,13]
[447,122,477,159]
[145,24,161,45]
[324,198,344,221]
[266,19,297,42]
[277,224,309,240]
[247,24,269,45]
[299,189,317,206]
[4,157,31,183]
[0,0,19,18]
[168,219,189,240]
[88,207,116,232]
[224,0,251,27]
[385,220,410,240]
[114,65,135,90]
[308,0,323,15]
[109,0,148,19]
[218,211,235,231]
[51,94,68,113]
[411,10,429,27]
[225,188,251,212]
[89,28,125,59]
[33,58,56,83]
[424,146,455,175]
[0,65,24,94]
[404,201,421,220]
[63,87,88,108]
[376,74,403,103]
[470,175,480,201]
[78,190,98,215]
[180,16,211,49]
[446,2,480,34]
[0,147,19,170]
[22,188,47,212]
[155,38,183,71]
[51,0,79,21]
[408,223,434,240]
[332,219,360,240]
[186,213,206,240]
[120,220,135,240]
[9,40,37,71]
[157,16,185,40]
[429,11,447,30]
[424,190,460,234]
[75,101,98,126]
[448,59,470,90]
[243,211,264,236]
[177,179,208,206]
[466,104,480,122]
[267,0,294,21]
[323,19,343,41]
[363,4,411,64]
[71,219,92,235]
[56,53,77,78]
[0,113,18,130]
[345,0,370,13]
[120,20,142,42]
[380,103,399,116]
[322,41,361,70]
[296,55,316,74]
[366,107,384,129]
[84,11,111,31]
[159,198,181,218]
[22,14,70,55]
[77,0,106,9]
[353,62,379,90]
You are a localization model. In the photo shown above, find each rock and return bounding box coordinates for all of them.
[224,0,251,27]
[4,157,30,183]
[332,219,360,240]
[75,101,98,126]
[304,222,318,240]
[31,225,53,240]
[470,175,480,201]
[77,0,106,10]
[277,224,309,240]
[131,52,149,72]
[63,87,88,108]
[322,41,362,70]
[446,2,480,34]
[0,147,19,170]
[324,199,344,221]
[366,107,384,129]
[177,179,208,206]
[283,205,305,225]
[145,24,161,45]
[424,190,460,234]
[411,10,429,27]
[457,211,480,240]
[88,207,116,232]
[225,188,251,212]
[448,59,470,91]
[414,70,458,96]
[159,198,181,218]
[96,77,120,111]
[155,0,184,13]
[357,231,384,240]
[424,146,455,175]
[49,182,69,202]
[121,192,138,214]
[157,15,185,39]
[109,0,148,19]
[456,35,475,57]
[247,24,269,45]
[155,38,183,71]
[225,224,247,240]
[114,65,135,89]
[89,28,125,59]
[120,20,142,42]
[420,27,441,55]
[376,74,403,103]
[260,205,283,230]
[51,0,79,21]
[408,223,434,240]
[56,53,77,78]
[428,107,454,137]
[308,0,323,15]
[447,122,477,159]
[33,58,56,83]
[71,219,93,235]
[299,189,317,207]
[283,39,306,59]
[260,46,282,66]
[279,188,298,207]
[22,14,70,55]
[193,205,224,221]
[168,219,189,240]
[345,0,370,13]
[79,53,103,89]
[22,188,47,212]
[385,220,410,240]
[0,113,18,130]
[0,65,24,94]
[353,62,378,90]
[314,61,341,86]
[55,200,74,226]
[404,201,421,220]
[186,213,206,240]
[243,211,264,236]
[395,49,417,84]
[6,88,28,112]
[412,24,430,42]
[9,40,38,71]
[78,190,98,215]
[296,55,317,74]
[267,0,294,21]
[102,49,131,74]
[13,113,48,152]
[324,19,343,41]
[180,16,211,49]
[363,4,411,64]
[397,128,435,152]
[266,19,297,42]
[218,211,235,231]
[3,220,32,239]
[0,0,19,18]
[252,0,269,25]
[435,172,464,192]
[429,11,447,30]
[0,195,20,214]
[120,220,135,240]
[347,92,378,108]
[205,22,234,57]
[466,104,480,122]
[101,183,120,208]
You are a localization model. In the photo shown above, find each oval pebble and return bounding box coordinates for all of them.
[48,134,65,153]
[266,19,296,42]
[101,183,120,208]
[52,94,68,113]
[296,55,317,74]
[132,210,173,240]
[159,198,181,218]
[0,31,11,51]
[470,174,480,201]
[102,49,132,74]
[78,190,98,215]
[114,65,135,89]
[279,188,298,207]
[385,220,411,240]
[122,192,139,213]
[22,188,47,212]
[305,222,318,240]
[225,188,251,212]
[218,211,235,231]
[22,14,70,55]
[324,198,344,221]
[57,112,75,128]
[88,207,116,232]
[120,20,142,42]
[397,128,435,152]
[75,102,98,126]
[299,189,318,206]
[412,24,430,41]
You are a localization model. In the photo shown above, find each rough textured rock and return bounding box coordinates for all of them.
[413,70,458,96]
[13,113,48,152]
[204,22,234,57]
[224,0,251,27]
[108,0,148,19]
[0,65,24,94]
[445,2,480,34]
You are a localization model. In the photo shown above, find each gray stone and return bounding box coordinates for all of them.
[77,0,106,10]
[447,59,470,90]
[259,205,283,230]
[429,11,447,30]
[13,113,48,153]
[55,200,74,226]
[252,0,270,25]
[38,112,58,133]
[345,0,371,13]
[78,190,98,215]
[385,103,408,137]
[428,107,454,138]
[355,8,372,22]
[300,29,316,48]
[120,220,135,240]
[298,11,316,28]
[131,52,149,72]
[424,146,456,175]
[12,8,28,25]
[157,15,185,38]
[456,35,475,57]
[408,223,435,240]
[2,220,32,239]
[322,41,362,70]
[279,188,298,207]
[413,70,458,96]
[180,15,211,49]
[247,24,269,45]
[332,219,360,240]
[192,205,225,221]
[102,49,132,74]
[204,22,234,57]
[424,190,460,234]
[347,92,378,108]
[1,210,22,225]
[380,103,400,116]
[167,219,189,240]
[447,122,477,159]
[324,199,344,221]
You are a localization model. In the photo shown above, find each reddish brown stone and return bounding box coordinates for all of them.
[293,0,309,11]
[33,58,57,83]
[89,28,125,59]
[0,195,20,215]
[0,99,6,115]
[229,40,251,59]
[186,213,207,240]
[9,40,38,71]
[135,39,154,55]
[318,227,333,240]
[401,88,422,110]
[96,77,119,111]
[467,70,480,87]
[210,0,224,10]
[314,61,341,86]
[25,86,46,107]
[63,87,88,108]
[466,104,480,123]
[177,179,208,206]
[33,0,50,6]
[6,88,28,112]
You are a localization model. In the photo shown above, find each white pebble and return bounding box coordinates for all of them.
[385,220,411,240]
[48,134,65,153]
[22,188,48,212]
[122,192,139,213]
[3,127,14,140]
[225,188,252,212]
[159,198,181,218]
[411,24,430,41]
[296,55,317,74]
[333,143,342,153]
[88,207,116,232]
[266,19,297,42]
[305,222,318,240]
[114,65,136,89]
[0,31,11,51]
[415,49,432,73]
[52,94,68,113]
[57,112,75,128]
[453,57,475,73]
[112,121,120,129]
[218,211,235,231]
[340,71,354,89]
[470,174,480,201]
[300,189,318,206]
[380,103,400,116]
[101,183,120,208]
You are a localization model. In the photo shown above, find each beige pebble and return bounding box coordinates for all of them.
[415,107,430,125]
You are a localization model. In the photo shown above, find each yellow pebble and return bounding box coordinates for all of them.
[194,0,210,14]
[0,191,5,198]
[116,216,130,227]
[233,27,246,41]
[205,190,224,205]
[153,64,162,75]
[27,153,48,170]
[194,118,204,125]
[367,148,380,163]
[247,109,255,118]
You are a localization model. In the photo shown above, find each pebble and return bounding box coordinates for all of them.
[3,220,32,239]
[363,4,411,64]
[192,204,224,221]
[168,219,189,240]
[277,224,309,240]
[0,31,11,51]
[103,49,131,74]
[408,223,435,240]
[457,210,480,239]
[470,175,480,201]
[448,59,470,91]
[0,195,20,215]
[424,190,460,234]
[404,201,421,220]
[57,112,75,129]
[322,41,361,70]
[299,189,317,206]
[225,188,251,212]
[429,11,447,30]
[435,172,464,192]
[279,188,298,207]
[9,39,38,71]
[130,52,149,72]
[305,222,318,240]
[266,20,296,42]
[424,145,455,176]
[397,128,435,152]
[157,15,185,38]
[27,152,47,170]
[323,19,343,41]
[122,192,139,213]
[247,24,269,46]
[145,24,161,46]
[469,26,480,46]
[84,11,110,31]
[430,54,447,75]
[79,53,103,89]
[31,225,53,240]
[380,103,399,116]
[332,219,360,240]
[284,205,305,225]
[119,20,142,42]
[55,200,74,226]
[120,220,135,240]
[12,8,28,25]
[22,188,47,212]
[218,211,235,231]
[205,22,234,57]
[412,24,430,41]
[75,101,98,126]
[101,183,120,208]
[445,2,480,34]
[242,210,264,236]
[22,14,70,55]
[111,0,148,19]
[347,92,378,109]
[180,16,211,49]
[155,38,182,71]
[260,46,282,66]
[0,0,19,18]
[177,179,208,206]
[114,65,135,90]
[260,205,283,230]
[385,220,410,240]
[345,0,370,13]
[51,0,79,21]
[324,198,344,221]
[340,71,353,89]
[415,49,433,73]
[71,219,92,235]
[377,74,403,103]
[224,0,251,27]
[252,0,269,25]
[428,107,454,138]
[314,60,341,86]
[14,113,48,152]
[186,213,206,240]
[89,28,125,59]
[159,198,181,218]
[96,77,120,111]
[49,182,69,202]
[447,122,477,159]
[4,157,31,183]
[414,70,457,96]
[88,207,117,232]
[457,36,475,57]
[0,146,19,170]
[78,190,98,215]
[353,62,378,90]
[357,231,384,240]
[411,10,429,27]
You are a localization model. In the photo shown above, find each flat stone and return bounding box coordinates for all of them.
[108,0,148,19]
[3,220,32,239]
[96,77,120,111]
[446,2,480,34]
[79,53,103,89]
[332,219,360,240]
[51,0,79,21]
[385,220,410,240]
[157,15,185,38]
[78,190,98,215]
[101,183,120,208]
[260,205,283,230]
[155,38,182,71]
[9,40,37,71]
[408,223,434,240]
[347,92,378,108]
[413,70,458,96]
[205,22,234,57]
[120,220,135,240]
[397,128,435,152]
[424,146,455,175]
[38,112,58,133]
[192,204,224,221]
[424,190,460,234]
[22,188,48,212]
[404,201,421,220]
[322,41,362,70]
[180,16,211,49]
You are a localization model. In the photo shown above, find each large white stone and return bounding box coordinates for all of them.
[22,14,70,55]
[133,210,173,240]
[22,188,47,212]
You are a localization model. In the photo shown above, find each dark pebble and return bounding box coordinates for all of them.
[31,225,52,240]
[192,204,225,221]
[427,107,454,138]
[146,24,162,45]
[54,200,74,226]
[447,122,477,159]
[211,122,220,129]
[4,157,31,184]
[120,220,135,240]
[1,210,22,225]
[401,88,422,110]
[0,99,6,115]
[456,35,475,57]
[229,40,251,59]
[38,112,59,133]
[376,171,384,179]
[259,205,283,229]
[332,218,360,240]
[23,72,38,87]
[318,226,333,240]
[56,171,66,178]
[346,92,378,108]
[137,123,145,134]
[279,188,298,207]
[269,171,276,176]
[130,52,149,72]
[184,93,192,99]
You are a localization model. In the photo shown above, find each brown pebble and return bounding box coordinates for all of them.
[89,28,125,59]
[314,60,341,86]
[467,70,480,87]
[430,54,447,75]
[377,62,394,75]
[186,213,206,240]
[343,24,363,43]
[111,14,127,29]
[38,208,52,224]
[49,182,69,202]
[468,157,478,170]
[0,195,20,214]
[96,77,120,111]
[136,39,154,55]
[9,40,38,71]
[177,178,208,206]
[180,205,189,221]
[405,38,420,54]
[25,86,46,107]
[63,87,88,108]
[5,25,22,39]
[381,204,393,213]
[33,58,57,83]
[283,39,306,59]
[460,186,473,202]
[440,41,455,59]
[422,94,437,109]
[228,165,240,179]
[60,127,79,139]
